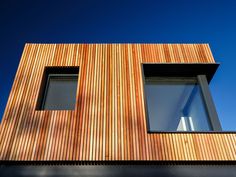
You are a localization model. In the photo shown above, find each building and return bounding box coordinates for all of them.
[0,44,235,176]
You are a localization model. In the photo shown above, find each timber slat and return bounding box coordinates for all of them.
[0,44,235,161]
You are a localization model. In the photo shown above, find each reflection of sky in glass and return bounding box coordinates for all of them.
[145,78,212,131]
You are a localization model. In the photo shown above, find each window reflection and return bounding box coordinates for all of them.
[145,77,212,131]
[42,74,78,110]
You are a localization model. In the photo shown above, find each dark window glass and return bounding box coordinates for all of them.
[41,74,78,110]
[145,77,212,131]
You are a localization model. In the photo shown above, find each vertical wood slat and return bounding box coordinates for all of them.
[0,44,235,161]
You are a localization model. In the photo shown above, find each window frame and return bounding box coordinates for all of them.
[36,66,79,111]
[141,63,222,133]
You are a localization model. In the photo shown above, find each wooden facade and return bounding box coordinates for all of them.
[0,44,235,161]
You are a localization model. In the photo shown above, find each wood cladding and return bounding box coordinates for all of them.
[0,44,235,161]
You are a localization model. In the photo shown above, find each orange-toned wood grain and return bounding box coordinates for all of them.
[0,44,235,161]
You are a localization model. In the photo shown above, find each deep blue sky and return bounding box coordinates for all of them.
[0,0,235,130]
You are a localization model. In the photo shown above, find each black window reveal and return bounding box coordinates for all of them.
[37,67,79,110]
[142,63,222,132]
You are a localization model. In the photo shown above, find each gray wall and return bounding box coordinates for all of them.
[0,165,235,177]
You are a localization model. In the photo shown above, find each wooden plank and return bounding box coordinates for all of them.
[0,44,235,161]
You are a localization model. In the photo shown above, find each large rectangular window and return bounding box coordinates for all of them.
[37,67,79,110]
[142,63,222,132]
[145,77,212,131]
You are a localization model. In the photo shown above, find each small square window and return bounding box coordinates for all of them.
[37,67,79,110]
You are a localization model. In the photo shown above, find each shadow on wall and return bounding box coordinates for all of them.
[0,99,77,160]
[1,102,42,160]
[0,90,93,161]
